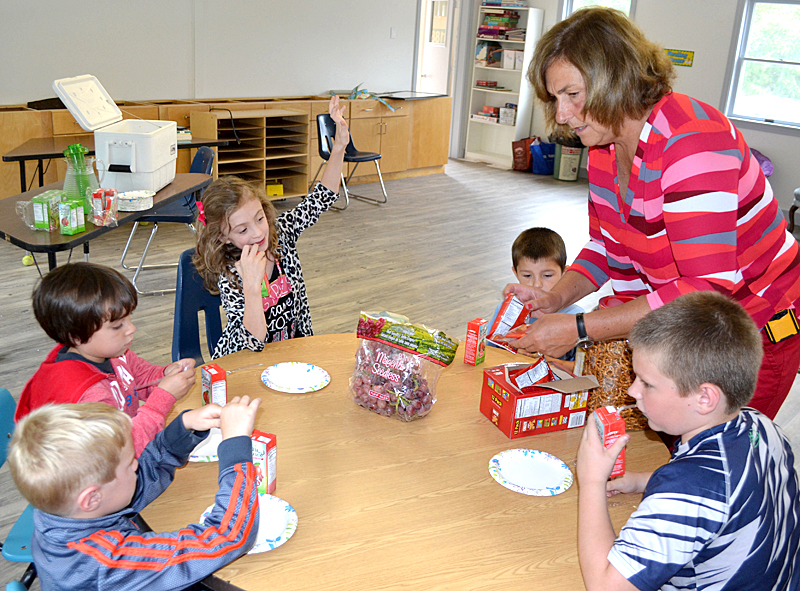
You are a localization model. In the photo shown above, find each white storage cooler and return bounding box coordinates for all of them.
[53,75,177,193]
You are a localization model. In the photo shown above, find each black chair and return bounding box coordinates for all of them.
[120,146,215,295]
[309,113,388,211]
[172,248,222,364]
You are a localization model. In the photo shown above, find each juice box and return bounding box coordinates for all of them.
[251,430,277,494]
[201,363,227,406]
[58,199,85,235]
[595,406,626,477]
[464,318,489,365]
[32,189,62,231]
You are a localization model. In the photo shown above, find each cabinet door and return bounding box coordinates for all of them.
[380,116,410,174]
[348,117,382,178]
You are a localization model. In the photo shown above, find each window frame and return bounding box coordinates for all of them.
[723,0,800,135]
[558,0,637,20]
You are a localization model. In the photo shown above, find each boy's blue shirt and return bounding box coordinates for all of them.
[608,408,800,591]
[31,412,259,591]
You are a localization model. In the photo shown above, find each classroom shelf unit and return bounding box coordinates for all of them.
[190,109,309,200]
[463,4,544,168]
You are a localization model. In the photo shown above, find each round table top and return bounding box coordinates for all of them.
[142,333,669,591]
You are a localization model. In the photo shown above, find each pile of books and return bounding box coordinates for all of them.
[481,0,530,7]
[472,105,500,123]
[505,28,526,41]
[478,10,520,39]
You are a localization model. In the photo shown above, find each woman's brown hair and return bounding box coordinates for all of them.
[527,7,675,136]
[193,177,280,293]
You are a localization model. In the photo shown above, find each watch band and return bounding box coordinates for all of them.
[576,312,591,346]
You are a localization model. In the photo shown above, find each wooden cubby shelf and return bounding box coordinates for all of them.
[191,108,309,200]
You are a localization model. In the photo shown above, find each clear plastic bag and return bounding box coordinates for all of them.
[350,311,458,421]
[90,188,119,227]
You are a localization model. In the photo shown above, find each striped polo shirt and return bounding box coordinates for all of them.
[570,92,800,328]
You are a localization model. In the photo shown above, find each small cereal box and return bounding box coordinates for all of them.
[201,363,227,406]
[464,318,489,365]
[487,293,528,353]
[251,430,277,494]
[594,406,626,477]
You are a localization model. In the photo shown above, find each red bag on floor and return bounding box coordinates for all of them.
[512,137,535,171]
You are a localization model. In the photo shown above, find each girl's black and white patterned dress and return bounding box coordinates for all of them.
[212,182,339,359]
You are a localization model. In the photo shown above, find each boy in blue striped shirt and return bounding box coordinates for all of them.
[577,291,800,591]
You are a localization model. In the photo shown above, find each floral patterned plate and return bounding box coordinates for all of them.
[200,494,298,554]
[488,448,573,496]
[261,362,330,393]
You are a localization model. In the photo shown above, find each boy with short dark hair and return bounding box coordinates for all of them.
[577,291,800,591]
[7,396,261,591]
[17,262,196,456]
[488,227,582,361]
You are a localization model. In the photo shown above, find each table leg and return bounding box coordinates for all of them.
[37,159,45,187]
[84,242,90,262]
[18,161,26,193]
[47,252,56,271]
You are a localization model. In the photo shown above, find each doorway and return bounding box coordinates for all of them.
[415,0,456,94]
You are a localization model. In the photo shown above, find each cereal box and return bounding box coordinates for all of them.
[464,318,489,365]
[480,362,597,438]
[201,363,227,406]
[594,406,626,477]
[251,430,277,494]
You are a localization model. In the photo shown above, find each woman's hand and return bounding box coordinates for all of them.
[235,244,267,295]
[503,283,566,317]
[500,313,580,357]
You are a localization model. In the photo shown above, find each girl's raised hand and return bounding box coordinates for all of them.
[235,243,268,293]
[328,95,350,149]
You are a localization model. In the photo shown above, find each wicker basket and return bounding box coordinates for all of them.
[581,338,649,431]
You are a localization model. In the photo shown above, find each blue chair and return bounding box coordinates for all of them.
[120,146,215,295]
[0,389,37,590]
[172,248,223,364]
[309,113,388,211]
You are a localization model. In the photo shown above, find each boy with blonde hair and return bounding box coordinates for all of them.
[577,291,800,591]
[7,397,261,591]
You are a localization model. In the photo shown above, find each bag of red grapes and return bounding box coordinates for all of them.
[351,311,458,421]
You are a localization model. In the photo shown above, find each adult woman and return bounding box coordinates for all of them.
[505,7,800,419]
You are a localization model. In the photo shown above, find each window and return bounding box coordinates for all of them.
[562,0,635,18]
[728,1,800,127]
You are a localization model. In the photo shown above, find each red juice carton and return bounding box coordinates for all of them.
[595,406,626,477]
[508,357,555,389]
[201,363,227,406]
[464,318,489,365]
[251,430,277,494]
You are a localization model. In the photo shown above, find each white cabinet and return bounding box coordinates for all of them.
[464,3,544,168]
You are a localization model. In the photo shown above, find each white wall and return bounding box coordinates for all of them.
[519,0,800,209]
[0,0,418,103]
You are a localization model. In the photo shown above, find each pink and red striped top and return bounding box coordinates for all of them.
[570,92,800,328]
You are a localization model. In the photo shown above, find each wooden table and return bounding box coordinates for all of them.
[3,135,227,194]
[142,334,670,591]
[0,173,212,271]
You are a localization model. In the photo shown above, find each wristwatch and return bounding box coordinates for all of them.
[576,313,592,348]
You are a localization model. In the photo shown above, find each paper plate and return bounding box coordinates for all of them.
[188,428,222,462]
[117,190,155,212]
[261,362,330,393]
[200,494,298,555]
[488,449,573,496]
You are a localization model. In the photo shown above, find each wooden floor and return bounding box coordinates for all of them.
[1,158,798,588]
